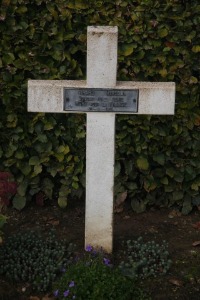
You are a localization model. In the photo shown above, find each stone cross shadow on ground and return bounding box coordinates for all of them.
[28,26,175,253]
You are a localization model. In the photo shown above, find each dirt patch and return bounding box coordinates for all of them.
[1,199,200,299]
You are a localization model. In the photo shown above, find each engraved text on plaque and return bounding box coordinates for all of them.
[64,88,139,112]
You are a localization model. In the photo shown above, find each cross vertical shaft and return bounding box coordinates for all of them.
[85,26,118,252]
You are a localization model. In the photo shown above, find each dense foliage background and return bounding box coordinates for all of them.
[0,0,199,213]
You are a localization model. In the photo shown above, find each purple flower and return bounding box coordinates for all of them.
[53,289,59,297]
[61,267,66,273]
[85,245,93,252]
[69,280,75,288]
[103,258,111,266]
[63,289,70,297]
[91,249,97,256]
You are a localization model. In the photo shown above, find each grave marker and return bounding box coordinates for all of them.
[28,26,175,253]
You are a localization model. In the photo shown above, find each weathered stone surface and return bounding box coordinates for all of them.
[28,80,175,115]
[28,26,175,253]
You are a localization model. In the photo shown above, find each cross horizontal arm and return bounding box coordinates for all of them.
[28,80,175,115]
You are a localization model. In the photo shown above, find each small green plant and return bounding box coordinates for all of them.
[0,229,75,291]
[119,237,171,279]
[53,245,150,300]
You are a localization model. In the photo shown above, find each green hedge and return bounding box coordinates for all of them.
[0,0,199,213]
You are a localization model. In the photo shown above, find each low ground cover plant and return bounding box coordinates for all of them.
[53,245,150,300]
[119,237,171,278]
[0,229,75,291]
[0,230,172,298]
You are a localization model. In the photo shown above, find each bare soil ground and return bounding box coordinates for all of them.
[1,199,200,300]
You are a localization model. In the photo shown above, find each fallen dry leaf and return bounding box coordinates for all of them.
[123,215,130,220]
[115,207,123,213]
[29,296,40,300]
[48,219,59,226]
[169,278,183,287]
[168,210,181,219]
[192,221,200,230]
[43,217,60,226]
[192,241,200,247]
[114,191,127,213]
[148,226,158,233]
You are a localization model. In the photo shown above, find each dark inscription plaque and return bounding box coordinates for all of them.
[64,88,139,113]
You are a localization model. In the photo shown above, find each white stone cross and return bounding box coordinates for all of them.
[28,26,175,253]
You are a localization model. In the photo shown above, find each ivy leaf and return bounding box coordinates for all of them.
[173,191,184,201]
[76,132,85,138]
[72,181,79,189]
[181,196,192,215]
[0,215,7,229]
[164,185,174,192]
[44,122,53,130]
[174,173,184,183]
[136,157,149,170]
[16,6,27,13]
[21,164,32,176]
[15,150,24,159]
[192,45,200,53]
[144,176,157,192]
[124,160,133,175]
[161,177,168,185]
[166,168,175,178]
[2,53,15,64]
[159,69,167,77]
[158,28,168,38]
[114,161,121,177]
[29,156,40,166]
[42,178,54,199]
[12,195,26,210]
[127,182,137,190]
[75,0,89,9]
[58,197,67,208]
[34,165,42,175]
[17,180,28,197]
[58,145,70,154]
[55,153,64,162]
[153,153,165,165]
[119,44,135,56]
[189,76,198,84]
[37,134,48,143]
[131,199,147,213]
[191,179,200,191]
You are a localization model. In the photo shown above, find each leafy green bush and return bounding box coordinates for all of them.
[0,229,75,291]
[0,0,199,213]
[119,237,171,278]
[53,246,150,300]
